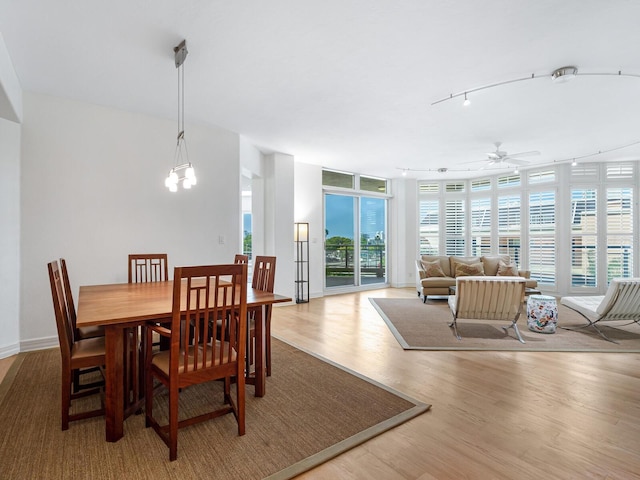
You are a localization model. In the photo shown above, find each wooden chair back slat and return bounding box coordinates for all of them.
[128,254,168,283]
[234,254,249,264]
[251,256,276,293]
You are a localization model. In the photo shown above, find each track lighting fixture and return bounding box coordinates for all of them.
[431,66,640,106]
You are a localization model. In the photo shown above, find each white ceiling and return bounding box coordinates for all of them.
[2,0,640,179]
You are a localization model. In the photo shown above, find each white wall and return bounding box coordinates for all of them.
[0,117,21,356]
[263,153,295,301]
[0,32,21,123]
[389,177,418,288]
[294,162,324,298]
[20,92,241,348]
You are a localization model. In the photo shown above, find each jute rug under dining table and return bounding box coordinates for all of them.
[0,338,429,480]
[370,298,640,352]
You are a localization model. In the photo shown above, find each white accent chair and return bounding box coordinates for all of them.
[560,277,640,343]
[448,276,526,343]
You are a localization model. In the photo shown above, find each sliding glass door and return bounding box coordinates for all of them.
[324,193,387,289]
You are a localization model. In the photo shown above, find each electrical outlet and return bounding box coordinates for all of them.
[218,235,225,245]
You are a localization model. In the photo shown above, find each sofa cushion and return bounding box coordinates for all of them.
[420,255,451,277]
[421,259,446,277]
[480,254,511,276]
[454,262,485,277]
[450,256,481,277]
[420,276,455,288]
[497,260,519,276]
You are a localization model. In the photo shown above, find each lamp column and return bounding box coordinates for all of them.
[294,223,309,303]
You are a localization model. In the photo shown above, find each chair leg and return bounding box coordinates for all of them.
[561,322,620,344]
[144,335,154,428]
[169,385,179,461]
[448,319,462,340]
[265,312,272,377]
[61,371,71,431]
[503,320,526,344]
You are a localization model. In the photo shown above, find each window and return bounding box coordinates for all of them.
[419,199,439,255]
[571,188,597,287]
[471,178,491,192]
[445,182,465,193]
[529,191,556,285]
[528,169,556,184]
[498,195,521,266]
[470,197,491,256]
[498,174,521,188]
[322,169,354,189]
[606,187,633,280]
[445,199,465,256]
[360,175,387,194]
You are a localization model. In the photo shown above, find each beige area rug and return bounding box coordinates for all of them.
[0,338,429,480]
[371,298,640,352]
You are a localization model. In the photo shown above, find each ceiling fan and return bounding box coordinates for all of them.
[479,142,540,169]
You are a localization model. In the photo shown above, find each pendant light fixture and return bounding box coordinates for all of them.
[165,39,197,192]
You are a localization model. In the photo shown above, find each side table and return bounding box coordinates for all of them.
[526,294,558,333]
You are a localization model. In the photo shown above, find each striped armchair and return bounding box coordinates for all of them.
[448,276,527,343]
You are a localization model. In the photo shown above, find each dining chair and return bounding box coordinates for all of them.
[47,260,105,430]
[128,253,168,283]
[60,258,104,340]
[145,263,248,461]
[234,254,249,264]
[126,254,169,408]
[60,258,104,393]
[249,256,276,376]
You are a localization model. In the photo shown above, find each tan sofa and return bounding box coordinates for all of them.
[416,254,538,302]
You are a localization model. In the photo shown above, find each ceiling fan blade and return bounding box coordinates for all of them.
[508,150,540,158]
[506,158,530,166]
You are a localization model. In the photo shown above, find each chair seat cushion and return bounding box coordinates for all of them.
[152,342,237,375]
[560,296,604,322]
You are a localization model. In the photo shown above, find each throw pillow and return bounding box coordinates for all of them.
[455,262,485,277]
[421,260,446,277]
[496,260,518,276]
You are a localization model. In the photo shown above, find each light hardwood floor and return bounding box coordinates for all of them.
[2,288,638,479]
[272,287,640,480]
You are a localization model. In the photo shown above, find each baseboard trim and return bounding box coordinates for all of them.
[0,343,20,359]
[20,336,58,352]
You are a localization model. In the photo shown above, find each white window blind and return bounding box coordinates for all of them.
[571,188,597,288]
[419,199,440,255]
[419,182,439,193]
[445,199,465,256]
[606,187,634,280]
[471,178,491,192]
[445,182,465,193]
[606,163,634,180]
[470,197,491,256]
[498,174,521,188]
[529,191,556,285]
[498,195,521,265]
[528,169,556,184]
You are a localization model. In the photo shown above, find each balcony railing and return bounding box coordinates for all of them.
[325,244,386,278]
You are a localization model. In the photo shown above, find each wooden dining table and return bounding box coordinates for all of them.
[76,280,291,442]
